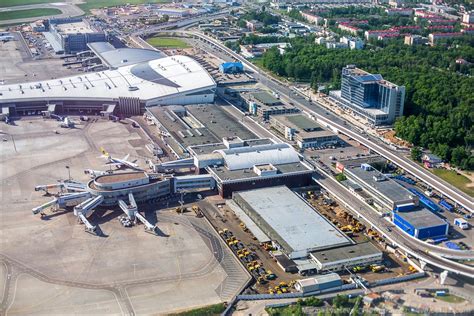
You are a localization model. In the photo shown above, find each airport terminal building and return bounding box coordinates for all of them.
[0,54,216,117]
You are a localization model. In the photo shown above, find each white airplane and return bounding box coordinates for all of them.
[99,147,141,170]
[84,169,113,178]
[59,117,74,128]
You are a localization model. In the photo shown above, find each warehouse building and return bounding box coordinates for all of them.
[343,163,418,211]
[295,273,342,294]
[270,114,339,148]
[392,208,448,239]
[243,91,299,120]
[219,62,244,74]
[310,242,382,272]
[232,186,352,259]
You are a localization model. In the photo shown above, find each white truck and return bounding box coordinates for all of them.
[454,218,469,230]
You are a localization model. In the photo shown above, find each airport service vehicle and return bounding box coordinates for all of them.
[454,218,469,230]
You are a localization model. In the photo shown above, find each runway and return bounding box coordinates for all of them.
[0,2,84,25]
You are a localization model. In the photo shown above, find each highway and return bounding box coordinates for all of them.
[183,31,473,213]
[162,30,474,278]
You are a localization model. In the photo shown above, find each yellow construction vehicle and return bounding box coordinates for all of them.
[192,205,203,217]
[408,266,417,273]
[247,261,257,268]
[262,243,273,251]
[352,266,365,273]
[175,206,186,214]
[257,276,266,284]
[279,282,288,287]
[218,228,229,235]
[370,265,385,273]
[341,225,353,232]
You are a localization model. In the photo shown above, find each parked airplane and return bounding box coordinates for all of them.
[99,147,141,170]
[59,117,75,128]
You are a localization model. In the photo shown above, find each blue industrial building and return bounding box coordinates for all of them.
[392,208,448,240]
[219,62,244,74]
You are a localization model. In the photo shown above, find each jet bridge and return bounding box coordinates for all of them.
[73,195,104,233]
[118,193,156,233]
[32,191,92,214]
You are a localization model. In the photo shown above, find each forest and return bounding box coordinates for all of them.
[260,39,474,169]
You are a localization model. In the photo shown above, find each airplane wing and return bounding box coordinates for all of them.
[122,154,130,161]
[106,162,122,167]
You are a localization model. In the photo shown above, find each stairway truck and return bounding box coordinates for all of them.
[454,218,469,230]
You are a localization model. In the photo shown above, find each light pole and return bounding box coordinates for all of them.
[65,165,71,181]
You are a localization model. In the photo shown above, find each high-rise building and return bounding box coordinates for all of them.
[337,65,405,126]
[48,18,106,54]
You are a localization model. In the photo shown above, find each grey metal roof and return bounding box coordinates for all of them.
[395,208,447,229]
[310,242,381,263]
[88,42,166,69]
[130,62,181,87]
[233,186,351,256]
[346,166,414,205]
[215,143,300,171]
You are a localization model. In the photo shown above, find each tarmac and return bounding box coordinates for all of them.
[0,37,78,84]
[0,117,250,314]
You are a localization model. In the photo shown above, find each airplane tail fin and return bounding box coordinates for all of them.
[99,147,110,158]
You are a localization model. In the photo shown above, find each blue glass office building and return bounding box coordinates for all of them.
[338,65,405,126]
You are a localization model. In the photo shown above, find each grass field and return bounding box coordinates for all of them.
[169,303,226,316]
[0,0,53,7]
[434,294,465,303]
[146,37,189,48]
[0,8,61,21]
[78,0,169,14]
[430,169,474,197]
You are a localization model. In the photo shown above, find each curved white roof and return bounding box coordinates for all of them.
[215,143,300,171]
[0,55,216,105]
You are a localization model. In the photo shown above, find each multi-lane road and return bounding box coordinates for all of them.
[160,30,474,278]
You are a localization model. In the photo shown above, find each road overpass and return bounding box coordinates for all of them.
[181,30,473,214]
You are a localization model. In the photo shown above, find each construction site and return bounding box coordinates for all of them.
[0,117,249,315]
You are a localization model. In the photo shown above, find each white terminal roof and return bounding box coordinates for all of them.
[215,143,300,170]
[235,186,352,257]
[0,55,216,105]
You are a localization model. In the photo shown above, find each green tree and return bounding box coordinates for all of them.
[411,147,422,162]
[333,294,349,308]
